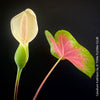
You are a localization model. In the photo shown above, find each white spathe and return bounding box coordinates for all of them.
[11,8,38,45]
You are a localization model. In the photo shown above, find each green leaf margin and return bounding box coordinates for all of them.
[45,30,95,78]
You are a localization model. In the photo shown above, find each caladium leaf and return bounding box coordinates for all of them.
[45,30,95,78]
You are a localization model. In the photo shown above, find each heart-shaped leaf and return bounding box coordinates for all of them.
[45,30,95,78]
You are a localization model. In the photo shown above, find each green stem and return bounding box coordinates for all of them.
[14,68,22,100]
[33,57,62,100]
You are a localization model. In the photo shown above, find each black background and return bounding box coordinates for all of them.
[0,0,100,100]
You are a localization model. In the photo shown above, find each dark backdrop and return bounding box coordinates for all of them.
[0,0,99,100]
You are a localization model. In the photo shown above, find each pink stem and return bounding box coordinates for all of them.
[14,68,22,100]
[33,57,62,100]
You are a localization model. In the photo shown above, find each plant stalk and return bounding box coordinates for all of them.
[33,57,62,100]
[14,68,22,100]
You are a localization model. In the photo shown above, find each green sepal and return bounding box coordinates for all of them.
[14,44,29,69]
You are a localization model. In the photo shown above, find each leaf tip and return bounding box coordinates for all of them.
[87,66,95,79]
[45,30,49,35]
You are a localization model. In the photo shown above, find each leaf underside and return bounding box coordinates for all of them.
[45,30,95,78]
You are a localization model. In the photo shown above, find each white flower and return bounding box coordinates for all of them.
[10,8,38,45]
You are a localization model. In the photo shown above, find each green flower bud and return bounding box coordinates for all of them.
[14,44,29,69]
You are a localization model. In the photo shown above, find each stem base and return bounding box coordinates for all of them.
[14,68,22,100]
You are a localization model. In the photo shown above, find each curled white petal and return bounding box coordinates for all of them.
[11,8,38,45]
